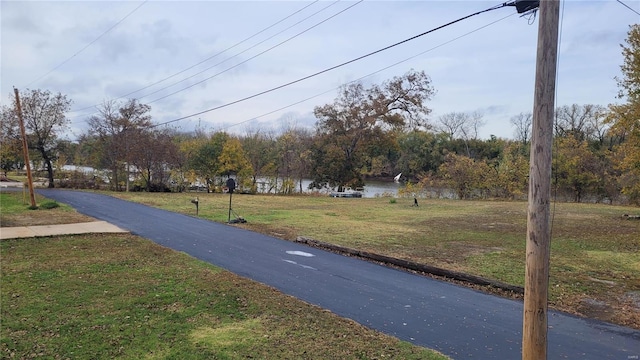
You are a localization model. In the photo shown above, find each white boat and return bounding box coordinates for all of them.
[329,187,363,198]
[394,173,402,182]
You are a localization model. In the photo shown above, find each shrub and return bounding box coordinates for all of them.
[39,201,60,209]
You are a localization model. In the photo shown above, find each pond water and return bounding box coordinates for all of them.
[255,178,402,198]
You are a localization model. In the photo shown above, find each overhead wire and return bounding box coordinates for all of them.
[150,2,513,128]
[616,0,640,15]
[145,0,362,105]
[70,0,323,113]
[25,1,148,88]
[217,12,519,131]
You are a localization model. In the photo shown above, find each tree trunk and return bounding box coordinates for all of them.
[45,157,55,188]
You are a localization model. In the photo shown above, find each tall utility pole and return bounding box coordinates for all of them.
[523,1,560,359]
[14,88,37,208]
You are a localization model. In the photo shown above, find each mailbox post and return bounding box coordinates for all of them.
[191,196,199,216]
[226,178,236,223]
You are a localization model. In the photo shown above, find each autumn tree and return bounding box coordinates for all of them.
[0,89,72,187]
[188,132,229,192]
[310,70,434,190]
[608,24,640,203]
[241,129,277,192]
[218,137,253,191]
[553,136,600,202]
[492,142,529,199]
[438,153,491,199]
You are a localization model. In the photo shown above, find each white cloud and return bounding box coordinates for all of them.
[2,0,637,141]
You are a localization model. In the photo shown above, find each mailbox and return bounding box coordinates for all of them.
[226,178,236,194]
[191,196,199,215]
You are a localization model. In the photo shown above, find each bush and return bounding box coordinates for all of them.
[39,201,60,209]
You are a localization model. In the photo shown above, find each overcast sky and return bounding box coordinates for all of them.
[1,0,638,141]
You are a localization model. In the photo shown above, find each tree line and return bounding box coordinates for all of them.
[2,25,639,205]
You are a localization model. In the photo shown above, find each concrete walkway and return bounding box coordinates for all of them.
[0,221,129,240]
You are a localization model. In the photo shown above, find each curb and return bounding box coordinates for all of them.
[295,236,524,295]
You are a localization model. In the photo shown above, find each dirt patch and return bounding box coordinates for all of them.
[626,291,640,309]
[577,298,615,322]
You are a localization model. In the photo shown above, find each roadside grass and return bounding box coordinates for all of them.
[112,192,640,329]
[0,191,95,226]
[1,234,446,359]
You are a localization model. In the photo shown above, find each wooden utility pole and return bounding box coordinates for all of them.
[14,88,37,208]
[523,1,560,359]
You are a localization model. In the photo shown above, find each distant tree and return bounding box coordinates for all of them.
[438,153,491,199]
[241,129,277,192]
[553,137,600,202]
[218,137,253,191]
[0,89,72,187]
[396,130,446,178]
[436,111,485,157]
[0,106,23,176]
[188,132,229,192]
[311,70,435,190]
[492,142,529,199]
[275,127,312,194]
[129,128,179,192]
[87,99,152,190]
[510,112,533,147]
[555,104,604,142]
[608,24,640,203]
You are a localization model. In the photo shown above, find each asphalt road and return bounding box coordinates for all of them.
[38,189,640,359]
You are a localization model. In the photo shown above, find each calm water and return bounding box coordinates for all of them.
[256,178,402,198]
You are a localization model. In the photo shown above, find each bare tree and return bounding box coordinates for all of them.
[585,105,609,145]
[87,99,152,190]
[555,104,600,141]
[510,112,533,145]
[436,112,467,139]
[437,111,485,156]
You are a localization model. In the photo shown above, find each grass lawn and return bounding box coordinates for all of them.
[1,233,446,359]
[110,191,640,329]
[0,191,94,226]
[0,191,446,359]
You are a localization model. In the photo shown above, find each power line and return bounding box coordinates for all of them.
[218,12,518,132]
[70,0,323,113]
[146,0,362,105]
[616,0,640,15]
[25,1,148,88]
[151,2,512,128]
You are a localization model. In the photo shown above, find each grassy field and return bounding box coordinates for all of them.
[0,192,446,359]
[110,191,640,329]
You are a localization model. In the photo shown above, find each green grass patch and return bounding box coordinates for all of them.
[1,234,446,359]
[39,200,60,209]
[1,192,94,226]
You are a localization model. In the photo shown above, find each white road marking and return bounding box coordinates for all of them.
[282,259,317,271]
[286,250,315,257]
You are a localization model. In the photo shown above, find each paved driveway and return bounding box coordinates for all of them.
[38,189,640,359]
